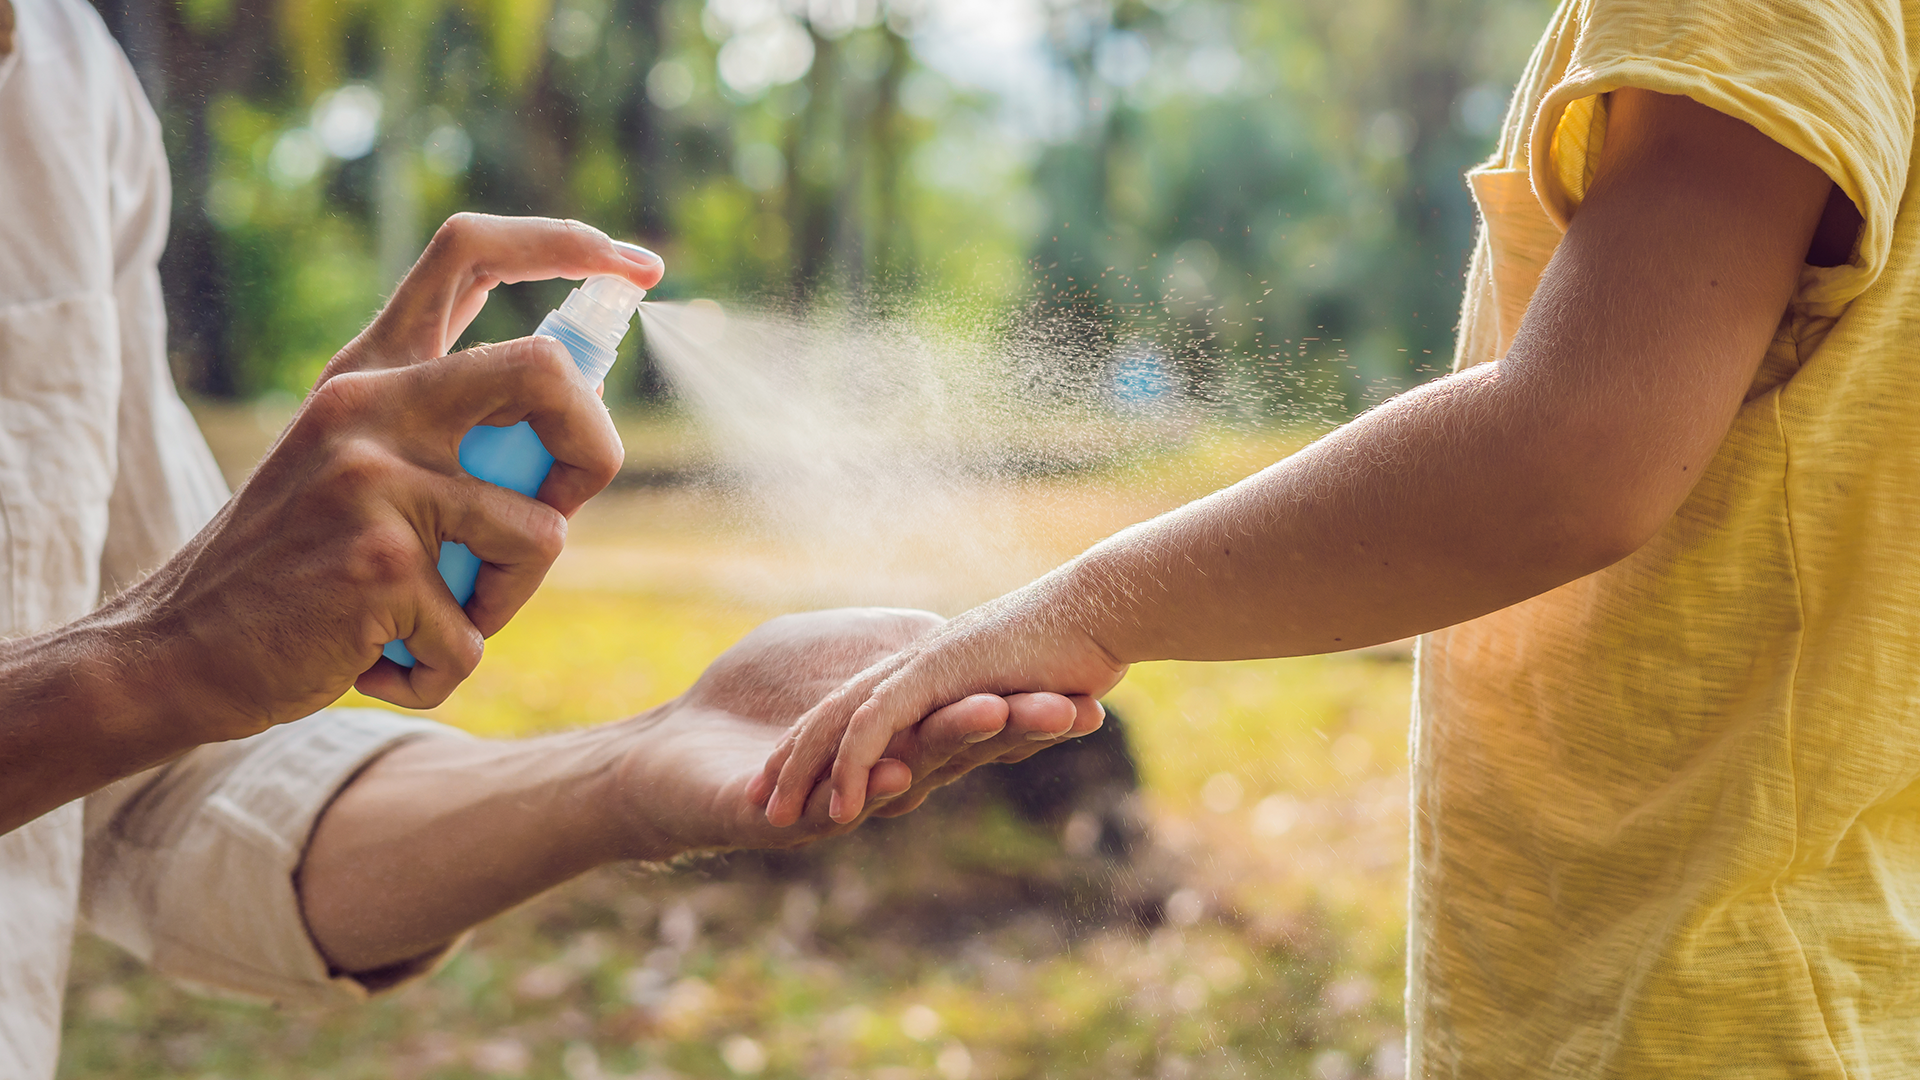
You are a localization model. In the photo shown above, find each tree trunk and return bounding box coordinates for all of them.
[375,9,428,291]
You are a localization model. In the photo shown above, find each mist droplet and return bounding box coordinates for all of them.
[900,1003,942,1040]
[1200,770,1244,813]
[681,298,728,346]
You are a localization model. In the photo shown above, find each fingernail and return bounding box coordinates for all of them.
[1026,731,1061,742]
[614,240,662,266]
[962,730,997,744]
[828,792,844,821]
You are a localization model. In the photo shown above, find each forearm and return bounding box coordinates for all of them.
[297,722,657,975]
[1062,360,1659,663]
[765,90,1844,824]
[0,610,195,833]
[1055,90,1831,667]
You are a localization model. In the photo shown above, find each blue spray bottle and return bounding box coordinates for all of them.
[384,274,648,668]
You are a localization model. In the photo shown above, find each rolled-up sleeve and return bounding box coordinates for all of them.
[79,708,472,1005]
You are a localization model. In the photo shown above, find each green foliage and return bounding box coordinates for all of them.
[203,95,386,395]
[135,0,1556,409]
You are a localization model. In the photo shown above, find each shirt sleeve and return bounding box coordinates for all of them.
[79,709,474,1005]
[1528,0,1912,312]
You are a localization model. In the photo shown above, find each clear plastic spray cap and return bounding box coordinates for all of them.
[546,274,647,384]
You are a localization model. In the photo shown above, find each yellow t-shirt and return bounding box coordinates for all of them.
[1416,1,1920,1075]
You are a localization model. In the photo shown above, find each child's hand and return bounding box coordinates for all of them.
[748,577,1130,826]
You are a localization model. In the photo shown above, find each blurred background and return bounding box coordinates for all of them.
[61,0,1555,1078]
[93,0,1550,406]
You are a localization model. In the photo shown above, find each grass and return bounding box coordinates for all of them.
[59,408,1412,1080]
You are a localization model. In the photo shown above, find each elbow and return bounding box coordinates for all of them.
[1574,513,1662,572]
[1540,489,1676,578]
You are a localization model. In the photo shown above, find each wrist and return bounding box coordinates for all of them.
[1050,549,1138,668]
[509,723,662,869]
[0,612,198,832]
[83,586,241,746]
[581,711,691,865]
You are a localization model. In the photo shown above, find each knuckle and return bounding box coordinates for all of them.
[349,527,422,590]
[302,370,376,429]
[415,682,455,708]
[452,632,484,679]
[523,502,567,563]
[429,212,483,254]
[319,435,400,492]
[561,217,611,245]
[424,214,503,286]
[491,339,569,399]
[525,336,576,381]
[583,429,624,489]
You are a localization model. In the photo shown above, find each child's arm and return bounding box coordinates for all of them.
[753,88,1847,827]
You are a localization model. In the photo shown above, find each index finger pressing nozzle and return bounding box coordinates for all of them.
[383,273,645,669]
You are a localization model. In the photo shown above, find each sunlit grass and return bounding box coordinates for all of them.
[404,588,774,737]
[62,407,1411,1080]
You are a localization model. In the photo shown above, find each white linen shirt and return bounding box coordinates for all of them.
[0,1,461,1075]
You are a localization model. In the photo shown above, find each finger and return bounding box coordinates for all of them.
[1068,695,1107,736]
[424,473,569,637]
[783,755,891,839]
[354,576,484,708]
[881,692,1076,796]
[366,214,664,364]
[865,694,1010,801]
[766,703,850,828]
[775,758,912,838]
[1003,692,1077,741]
[900,693,1010,761]
[747,738,791,807]
[765,659,902,827]
[400,338,625,516]
[868,758,912,803]
[825,698,906,825]
[818,660,967,824]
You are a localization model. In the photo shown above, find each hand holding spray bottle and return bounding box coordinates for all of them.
[384,275,647,667]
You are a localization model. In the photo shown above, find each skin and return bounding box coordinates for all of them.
[0,208,1098,975]
[755,89,1861,826]
[298,608,1103,974]
[0,213,656,832]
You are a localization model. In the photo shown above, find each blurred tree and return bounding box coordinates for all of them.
[92,0,282,397]
[87,0,1553,406]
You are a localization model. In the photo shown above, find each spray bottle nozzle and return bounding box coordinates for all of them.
[562,275,648,336]
[576,274,648,317]
[544,274,647,385]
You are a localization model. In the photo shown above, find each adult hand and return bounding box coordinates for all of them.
[301,607,1105,973]
[0,214,659,833]
[101,217,657,739]
[603,607,1108,858]
[748,577,1128,828]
